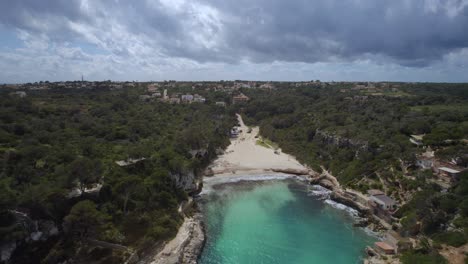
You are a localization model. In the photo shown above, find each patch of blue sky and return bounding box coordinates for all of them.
[0,26,23,50]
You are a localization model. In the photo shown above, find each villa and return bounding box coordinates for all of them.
[232,93,249,104]
[370,194,396,211]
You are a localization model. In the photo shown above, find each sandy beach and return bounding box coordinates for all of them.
[208,114,307,176]
[146,114,310,264]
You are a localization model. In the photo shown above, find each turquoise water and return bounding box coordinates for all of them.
[199,179,375,264]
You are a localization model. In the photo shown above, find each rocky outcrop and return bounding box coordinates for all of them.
[180,213,204,264]
[147,213,205,264]
[171,171,197,191]
[271,168,311,175]
[310,173,340,191]
[1,242,16,263]
[0,211,60,263]
[203,168,214,177]
[310,172,371,216]
[330,192,370,216]
[314,129,370,151]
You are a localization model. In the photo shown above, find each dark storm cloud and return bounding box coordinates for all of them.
[0,0,467,67]
[0,0,88,35]
[201,0,468,66]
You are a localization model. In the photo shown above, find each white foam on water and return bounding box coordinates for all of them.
[324,199,360,217]
[312,187,381,237]
[307,185,332,199]
[363,227,382,239]
[200,173,297,195]
[308,185,362,220]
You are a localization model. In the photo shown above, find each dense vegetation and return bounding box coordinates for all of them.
[0,86,235,263]
[238,83,468,262]
[1,81,467,263]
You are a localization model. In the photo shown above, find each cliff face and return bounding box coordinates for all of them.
[1,211,60,262]
[145,213,205,264]
[314,129,370,151]
[180,214,205,264]
[171,171,197,192]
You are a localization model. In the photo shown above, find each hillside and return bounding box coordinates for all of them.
[238,82,468,263]
[0,85,235,263]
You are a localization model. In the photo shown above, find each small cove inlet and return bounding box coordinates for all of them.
[198,175,376,264]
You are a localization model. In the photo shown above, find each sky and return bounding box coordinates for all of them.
[0,0,468,83]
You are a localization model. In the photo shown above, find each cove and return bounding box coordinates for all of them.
[199,178,376,264]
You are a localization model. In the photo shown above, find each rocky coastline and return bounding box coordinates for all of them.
[140,212,205,264]
[144,170,386,264]
[145,114,386,264]
[179,213,205,264]
[309,171,388,233]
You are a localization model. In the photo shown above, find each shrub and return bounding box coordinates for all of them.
[400,250,447,264]
[432,231,467,247]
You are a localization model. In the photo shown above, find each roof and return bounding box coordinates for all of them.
[115,158,146,167]
[372,194,396,205]
[375,242,394,251]
[233,93,249,99]
[368,189,385,196]
[410,134,425,141]
[439,167,461,174]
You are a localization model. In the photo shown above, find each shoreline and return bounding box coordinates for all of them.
[145,175,380,264]
[144,114,382,264]
[143,213,204,264]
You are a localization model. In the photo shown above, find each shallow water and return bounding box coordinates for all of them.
[199,179,375,264]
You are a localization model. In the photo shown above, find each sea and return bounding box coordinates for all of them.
[198,176,376,264]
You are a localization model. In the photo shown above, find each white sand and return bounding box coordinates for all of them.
[208,114,307,176]
[150,115,310,264]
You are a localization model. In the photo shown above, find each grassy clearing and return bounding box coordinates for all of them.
[256,137,279,149]
[263,138,279,149]
[256,139,270,148]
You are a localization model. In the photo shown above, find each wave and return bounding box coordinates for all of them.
[363,227,382,239]
[307,185,332,199]
[310,186,381,238]
[200,173,298,195]
[308,185,361,220]
[324,199,360,217]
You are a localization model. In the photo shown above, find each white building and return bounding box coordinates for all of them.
[370,194,396,211]
[181,94,194,102]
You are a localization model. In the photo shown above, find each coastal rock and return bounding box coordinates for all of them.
[180,213,205,264]
[364,256,386,264]
[354,219,369,227]
[309,176,338,191]
[203,168,214,177]
[171,171,197,191]
[0,242,16,262]
[147,213,205,264]
[271,168,311,175]
[330,192,370,216]
[315,129,370,151]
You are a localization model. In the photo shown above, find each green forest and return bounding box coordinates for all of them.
[1,82,467,264]
[238,83,468,263]
[0,85,235,263]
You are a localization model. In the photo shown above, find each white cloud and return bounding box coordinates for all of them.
[0,0,467,83]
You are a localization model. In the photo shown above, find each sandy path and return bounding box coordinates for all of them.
[208,114,306,176]
[439,244,468,264]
